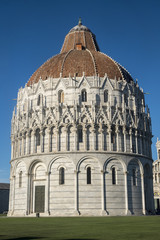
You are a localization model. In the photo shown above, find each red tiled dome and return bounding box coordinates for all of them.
[27,21,133,86]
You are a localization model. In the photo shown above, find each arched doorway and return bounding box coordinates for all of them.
[29,162,47,214]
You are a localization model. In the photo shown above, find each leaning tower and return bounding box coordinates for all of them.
[8,20,154,216]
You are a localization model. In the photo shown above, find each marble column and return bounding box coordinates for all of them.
[124,171,129,215]
[73,127,77,151]
[11,136,14,159]
[83,127,87,151]
[140,133,143,155]
[135,129,138,154]
[116,125,119,152]
[18,135,21,156]
[26,173,30,215]
[141,173,146,215]
[101,170,107,215]
[107,125,112,151]
[26,132,30,155]
[123,126,127,153]
[64,127,68,151]
[74,170,80,215]
[12,176,16,215]
[91,126,96,151]
[40,130,45,153]
[21,133,25,156]
[100,128,104,151]
[55,128,59,151]
[129,128,133,153]
[32,131,36,154]
[48,129,51,152]
[45,171,51,215]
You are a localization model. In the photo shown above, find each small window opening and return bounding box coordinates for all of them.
[76,43,82,50]
[82,89,87,102]
[87,167,91,184]
[112,167,116,185]
[36,129,40,146]
[59,167,65,185]
[104,90,108,102]
[78,126,83,143]
[37,94,42,106]
[58,90,64,103]
[111,132,115,144]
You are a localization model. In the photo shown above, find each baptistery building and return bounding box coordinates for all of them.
[8,20,154,216]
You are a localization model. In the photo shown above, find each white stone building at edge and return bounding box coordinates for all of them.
[8,20,155,216]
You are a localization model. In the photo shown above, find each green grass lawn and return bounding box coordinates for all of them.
[0,216,159,240]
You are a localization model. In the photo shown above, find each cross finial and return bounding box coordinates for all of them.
[78,17,82,26]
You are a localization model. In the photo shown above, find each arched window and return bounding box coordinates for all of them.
[81,89,87,102]
[58,90,64,103]
[158,150,160,159]
[104,90,108,102]
[132,169,136,186]
[37,94,43,106]
[36,129,40,146]
[112,167,116,185]
[87,167,91,184]
[19,171,22,188]
[59,167,65,185]
[78,126,83,143]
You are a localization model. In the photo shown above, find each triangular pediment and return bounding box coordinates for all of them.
[34,78,46,95]
[78,76,91,89]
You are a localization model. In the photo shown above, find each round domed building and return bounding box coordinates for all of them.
[8,20,154,216]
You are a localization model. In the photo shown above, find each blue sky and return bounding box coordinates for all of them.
[0,0,160,183]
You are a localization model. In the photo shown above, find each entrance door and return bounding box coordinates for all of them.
[35,186,45,213]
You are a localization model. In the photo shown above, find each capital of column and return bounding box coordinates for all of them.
[115,125,120,134]
[129,128,132,135]
[83,127,87,133]
[40,130,45,136]
[32,130,36,136]
[135,129,138,136]
[47,128,52,135]
[18,136,22,141]
[91,126,96,133]
[26,131,31,137]
[107,125,112,133]
[55,127,59,134]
